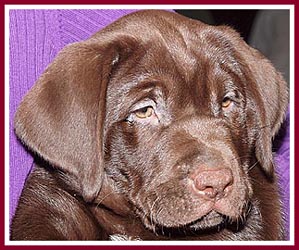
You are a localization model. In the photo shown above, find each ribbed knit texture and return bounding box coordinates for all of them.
[9,9,290,238]
[274,109,290,239]
[9,9,138,222]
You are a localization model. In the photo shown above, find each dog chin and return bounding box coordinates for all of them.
[152,209,245,234]
[145,210,225,234]
[188,210,225,230]
[189,202,252,232]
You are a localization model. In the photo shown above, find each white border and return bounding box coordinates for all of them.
[5,3,11,247]
[5,4,295,246]
[288,4,295,246]
[4,4,294,9]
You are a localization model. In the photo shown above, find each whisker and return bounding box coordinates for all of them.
[248,161,259,172]
[149,197,160,235]
[94,191,114,208]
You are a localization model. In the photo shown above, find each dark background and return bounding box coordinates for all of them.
[175,9,290,86]
[175,9,258,42]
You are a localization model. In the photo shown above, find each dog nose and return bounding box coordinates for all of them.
[193,168,233,200]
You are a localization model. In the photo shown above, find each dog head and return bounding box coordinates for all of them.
[15,10,288,233]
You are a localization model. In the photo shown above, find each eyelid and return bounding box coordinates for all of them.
[126,99,157,123]
[224,91,236,99]
[130,99,157,113]
[223,90,241,104]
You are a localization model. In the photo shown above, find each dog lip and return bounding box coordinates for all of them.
[213,198,245,219]
[153,200,215,229]
[188,210,225,230]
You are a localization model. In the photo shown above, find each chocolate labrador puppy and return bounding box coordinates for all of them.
[11,10,288,240]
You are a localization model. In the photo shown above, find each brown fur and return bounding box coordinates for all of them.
[11,10,288,240]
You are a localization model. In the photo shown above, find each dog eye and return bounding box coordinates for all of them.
[222,97,233,109]
[135,106,154,119]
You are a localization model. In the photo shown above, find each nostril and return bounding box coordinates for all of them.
[192,168,233,200]
[196,186,218,199]
[223,179,233,193]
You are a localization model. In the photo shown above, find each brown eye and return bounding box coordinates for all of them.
[222,97,232,109]
[135,106,154,119]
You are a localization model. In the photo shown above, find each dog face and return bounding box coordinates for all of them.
[15,10,288,235]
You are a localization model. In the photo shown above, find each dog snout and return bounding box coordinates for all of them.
[192,168,233,200]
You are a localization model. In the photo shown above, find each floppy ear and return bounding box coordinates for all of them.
[216,26,288,177]
[14,36,137,202]
[243,44,288,177]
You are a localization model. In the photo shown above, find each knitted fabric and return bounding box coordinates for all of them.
[9,9,290,237]
[9,9,139,221]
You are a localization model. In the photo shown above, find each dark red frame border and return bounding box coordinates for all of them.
[2,1,296,249]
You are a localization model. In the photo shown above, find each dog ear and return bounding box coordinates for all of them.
[14,36,137,202]
[218,26,288,177]
[242,40,288,177]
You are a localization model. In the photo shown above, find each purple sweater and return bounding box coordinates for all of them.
[9,9,139,220]
[9,9,290,238]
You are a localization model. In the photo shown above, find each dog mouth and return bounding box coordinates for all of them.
[151,208,251,239]
[144,201,252,238]
[188,210,226,230]
[150,210,226,238]
[136,171,252,236]
[189,202,253,233]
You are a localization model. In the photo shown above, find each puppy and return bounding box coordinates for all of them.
[11,10,288,240]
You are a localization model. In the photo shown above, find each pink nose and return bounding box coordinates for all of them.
[193,168,233,200]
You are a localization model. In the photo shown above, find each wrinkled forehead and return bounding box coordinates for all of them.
[98,10,242,79]
[150,22,240,80]
[105,13,246,118]
[108,21,243,89]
